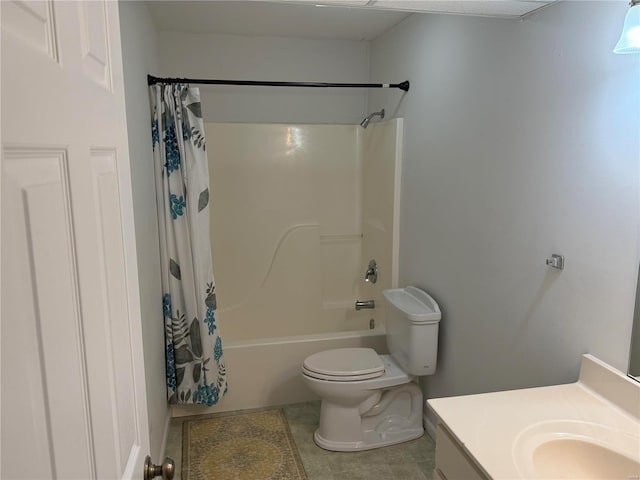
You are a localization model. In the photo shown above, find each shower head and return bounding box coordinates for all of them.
[359,109,385,128]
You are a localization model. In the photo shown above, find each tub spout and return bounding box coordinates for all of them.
[355,300,375,310]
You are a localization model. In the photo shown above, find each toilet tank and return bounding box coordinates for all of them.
[383,286,441,376]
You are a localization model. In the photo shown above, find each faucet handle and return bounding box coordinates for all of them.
[364,259,378,284]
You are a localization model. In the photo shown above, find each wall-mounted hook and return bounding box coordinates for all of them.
[546,254,565,270]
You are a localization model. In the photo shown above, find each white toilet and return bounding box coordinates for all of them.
[301,286,441,451]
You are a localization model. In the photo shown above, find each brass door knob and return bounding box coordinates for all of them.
[144,455,175,480]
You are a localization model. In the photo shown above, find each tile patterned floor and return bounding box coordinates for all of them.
[165,401,436,480]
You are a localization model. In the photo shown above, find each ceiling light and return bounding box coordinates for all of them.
[614,0,640,54]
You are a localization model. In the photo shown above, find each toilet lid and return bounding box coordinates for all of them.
[303,348,385,379]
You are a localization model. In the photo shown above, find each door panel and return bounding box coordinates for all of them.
[2,1,59,61]
[77,1,111,89]
[90,149,139,475]
[2,148,95,479]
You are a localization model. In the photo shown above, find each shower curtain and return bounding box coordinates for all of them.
[151,84,227,406]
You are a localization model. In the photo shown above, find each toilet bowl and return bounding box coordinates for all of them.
[301,286,441,451]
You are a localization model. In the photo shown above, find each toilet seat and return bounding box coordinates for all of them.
[303,348,385,382]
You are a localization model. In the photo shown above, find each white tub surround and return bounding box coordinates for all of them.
[427,354,640,480]
[206,121,402,342]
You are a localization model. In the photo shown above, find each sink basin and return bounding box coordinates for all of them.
[534,438,640,479]
[513,420,640,479]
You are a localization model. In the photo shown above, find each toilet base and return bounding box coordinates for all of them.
[313,381,425,452]
[314,424,423,452]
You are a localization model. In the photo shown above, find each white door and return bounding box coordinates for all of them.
[1,1,151,479]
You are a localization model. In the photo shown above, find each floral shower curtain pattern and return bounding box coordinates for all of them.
[151,84,227,406]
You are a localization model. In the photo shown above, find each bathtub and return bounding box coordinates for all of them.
[170,329,387,417]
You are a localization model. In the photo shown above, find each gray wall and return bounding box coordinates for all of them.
[157,31,370,124]
[368,1,640,401]
[119,1,168,461]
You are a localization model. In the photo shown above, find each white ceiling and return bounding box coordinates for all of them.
[147,1,411,41]
[146,1,556,41]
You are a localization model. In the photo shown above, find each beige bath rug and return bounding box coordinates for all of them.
[182,408,308,480]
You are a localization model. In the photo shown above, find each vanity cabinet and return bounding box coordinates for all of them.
[434,424,489,480]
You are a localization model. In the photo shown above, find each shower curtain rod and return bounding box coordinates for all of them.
[147,75,410,92]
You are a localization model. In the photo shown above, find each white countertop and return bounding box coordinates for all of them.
[427,355,640,480]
